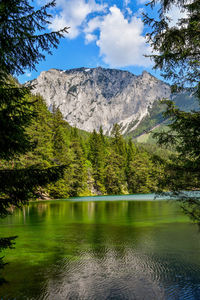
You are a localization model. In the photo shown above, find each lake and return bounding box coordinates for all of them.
[0,195,200,299]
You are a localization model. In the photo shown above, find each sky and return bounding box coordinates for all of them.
[18,0,187,83]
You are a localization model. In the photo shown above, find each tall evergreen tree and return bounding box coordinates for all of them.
[125,139,136,192]
[0,0,68,212]
[88,130,106,193]
[144,0,199,94]
[99,125,106,145]
[23,95,54,167]
[107,124,127,193]
[126,151,157,193]
[52,104,68,164]
[47,104,72,199]
[104,150,125,195]
[69,129,88,197]
[144,0,200,222]
[0,0,68,275]
[0,0,68,79]
[111,124,126,157]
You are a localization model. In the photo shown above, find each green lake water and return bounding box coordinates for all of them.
[0,194,200,299]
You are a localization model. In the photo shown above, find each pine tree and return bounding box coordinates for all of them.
[0,0,68,274]
[22,95,54,167]
[111,124,126,156]
[47,104,72,199]
[125,139,136,192]
[52,104,68,164]
[0,0,68,79]
[99,125,106,145]
[144,0,200,222]
[104,150,125,195]
[0,78,34,160]
[69,130,88,197]
[126,151,156,194]
[0,0,68,213]
[143,0,199,95]
[107,124,127,193]
[88,129,106,193]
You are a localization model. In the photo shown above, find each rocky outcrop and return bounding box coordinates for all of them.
[27,67,171,135]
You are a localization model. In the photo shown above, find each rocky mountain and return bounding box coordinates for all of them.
[27,67,172,135]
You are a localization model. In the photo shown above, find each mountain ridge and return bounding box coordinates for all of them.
[27,66,172,135]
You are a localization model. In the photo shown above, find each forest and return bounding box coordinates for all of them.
[0,83,170,200]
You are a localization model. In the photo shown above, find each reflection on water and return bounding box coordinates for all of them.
[0,197,200,299]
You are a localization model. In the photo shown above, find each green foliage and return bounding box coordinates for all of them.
[111,123,126,156]
[52,104,69,164]
[0,0,68,79]
[126,153,154,193]
[0,0,68,277]
[24,95,54,166]
[104,152,124,194]
[128,101,167,138]
[128,94,198,140]
[68,136,88,197]
[154,99,200,192]
[0,166,66,217]
[6,114,168,199]
[88,129,106,193]
[144,0,200,222]
[0,0,69,214]
[0,80,35,160]
[143,0,200,95]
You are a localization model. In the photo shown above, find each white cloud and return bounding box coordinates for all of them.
[124,0,131,6]
[49,0,106,39]
[84,16,102,34]
[166,4,189,27]
[85,6,152,67]
[85,33,97,44]
[49,1,152,68]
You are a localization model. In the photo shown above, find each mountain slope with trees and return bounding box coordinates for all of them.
[11,97,167,198]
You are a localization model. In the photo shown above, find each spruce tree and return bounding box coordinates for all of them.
[52,104,68,164]
[0,0,68,79]
[108,124,126,193]
[47,104,72,199]
[126,152,156,193]
[88,130,106,193]
[0,0,68,275]
[23,95,54,167]
[69,129,87,197]
[0,0,68,211]
[104,150,125,195]
[144,0,200,222]
[144,0,199,94]
[111,124,126,156]
[125,139,136,193]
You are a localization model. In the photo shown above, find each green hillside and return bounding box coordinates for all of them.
[128,93,199,143]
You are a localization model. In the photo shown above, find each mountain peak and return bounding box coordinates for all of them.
[141,70,152,78]
[28,67,171,135]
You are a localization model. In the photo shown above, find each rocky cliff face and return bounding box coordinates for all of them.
[28,67,171,135]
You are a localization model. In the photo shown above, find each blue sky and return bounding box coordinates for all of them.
[18,0,186,83]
